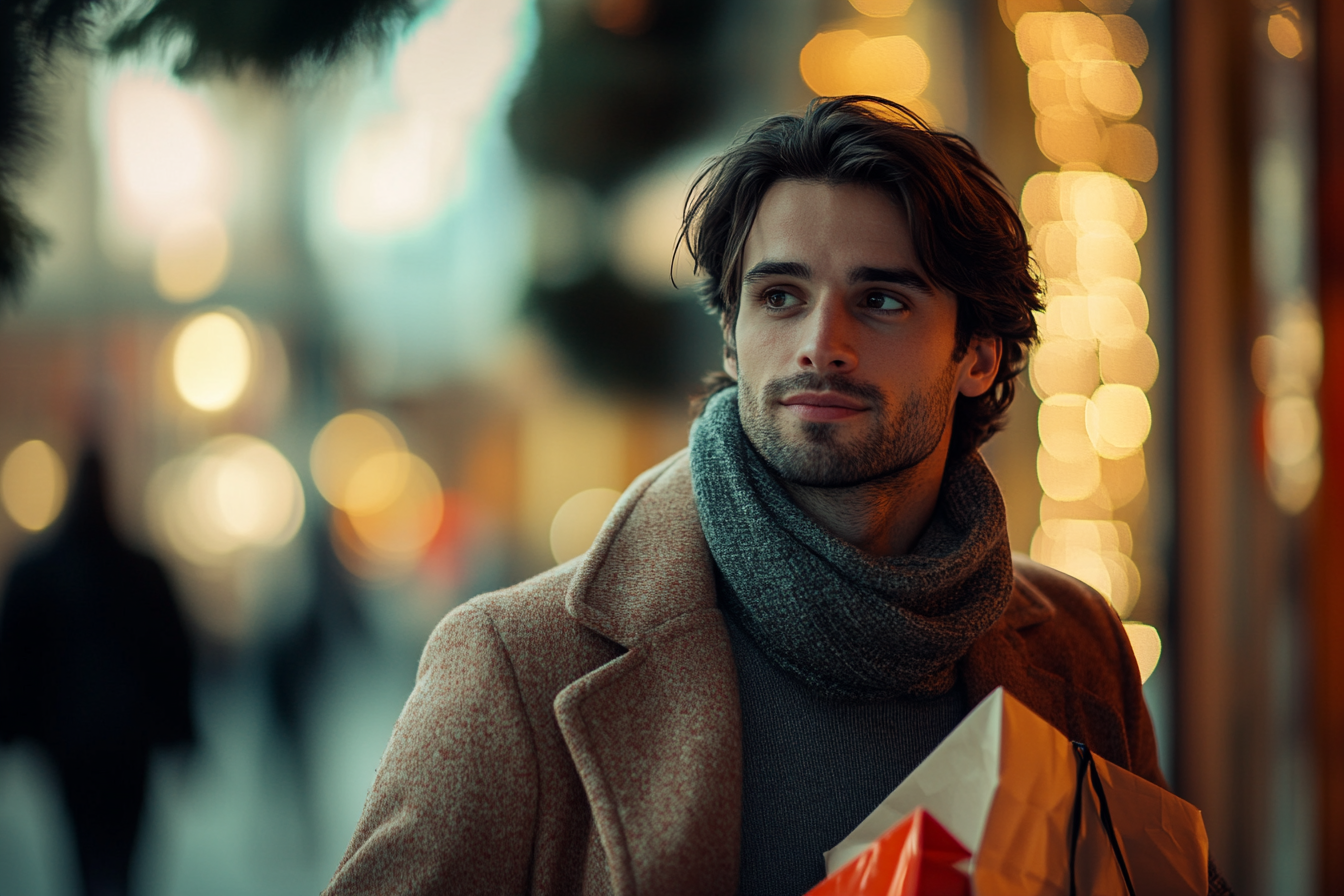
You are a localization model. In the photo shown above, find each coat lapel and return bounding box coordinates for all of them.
[555,452,742,896]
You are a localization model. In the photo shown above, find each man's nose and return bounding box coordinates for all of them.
[795,295,858,372]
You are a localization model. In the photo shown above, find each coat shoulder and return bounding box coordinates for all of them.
[428,558,624,713]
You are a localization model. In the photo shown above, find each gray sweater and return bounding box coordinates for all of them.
[725,615,968,896]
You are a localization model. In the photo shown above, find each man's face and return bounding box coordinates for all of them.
[728,179,998,488]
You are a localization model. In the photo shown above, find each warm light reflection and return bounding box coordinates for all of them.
[550,487,622,565]
[1267,13,1304,59]
[309,411,407,511]
[1,441,67,532]
[147,435,304,563]
[1124,622,1161,683]
[106,73,230,233]
[172,310,253,411]
[154,207,230,302]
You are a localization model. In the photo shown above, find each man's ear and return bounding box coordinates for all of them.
[957,335,1001,398]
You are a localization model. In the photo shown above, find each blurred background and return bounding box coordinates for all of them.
[0,0,1338,893]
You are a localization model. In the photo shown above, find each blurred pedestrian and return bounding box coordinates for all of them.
[0,447,195,896]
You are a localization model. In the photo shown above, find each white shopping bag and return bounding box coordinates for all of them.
[825,688,1208,896]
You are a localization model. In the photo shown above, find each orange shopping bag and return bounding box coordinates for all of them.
[805,807,970,896]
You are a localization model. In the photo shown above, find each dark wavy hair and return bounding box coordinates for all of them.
[679,95,1043,456]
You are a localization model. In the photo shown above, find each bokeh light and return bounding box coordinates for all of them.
[153,207,231,302]
[172,310,253,412]
[309,411,407,511]
[105,72,231,234]
[850,0,914,14]
[1124,622,1161,683]
[345,454,445,562]
[550,488,622,565]
[147,435,304,564]
[1268,12,1304,59]
[1,441,68,532]
[799,28,938,122]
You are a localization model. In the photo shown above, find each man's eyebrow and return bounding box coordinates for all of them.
[849,266,934,293]
[741,260,811,284]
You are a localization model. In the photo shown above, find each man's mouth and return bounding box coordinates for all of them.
[780,391,868,422]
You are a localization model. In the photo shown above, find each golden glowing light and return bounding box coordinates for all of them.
[1089,384,1151,456]
[1080,0,1133,20]
[999,0,1063,31]
[147,435,304,563]
[1267,13,1304,59]
[1102,15,1148,67]
[849,35,931,99]
[1031,338,1100,398]
[309,410,407,510]
[346,454,444,560]
[1039,394,1098,463]
[1268,453,1321,515]
[153,207,230,302]
[550,488,622,565]
[1124,622,1161,683]
[800,32,931,102]
[850,0,914,14]
[172,310,253,412]
[1,441,67,532]
[344,451,412,517]
[1265,395,1320,466]
[1101,449,1147,508]
[1103,122,1158,182]
[1036,107,1108,167]
[800,30,869,98]
[1099,331,1158,389]
[1037,443,1101,502]
[106,73,230,233]
[1076,222,1142,287]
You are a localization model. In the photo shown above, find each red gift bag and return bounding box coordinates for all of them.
[806,807,971,896]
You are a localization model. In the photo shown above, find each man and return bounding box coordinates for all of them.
[325,97,1229,895]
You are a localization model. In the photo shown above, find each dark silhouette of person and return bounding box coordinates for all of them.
[0,447,195,896]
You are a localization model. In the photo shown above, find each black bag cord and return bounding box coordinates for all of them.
[1068,741,1138,896]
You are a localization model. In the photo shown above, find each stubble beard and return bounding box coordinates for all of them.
[736,364,958,489]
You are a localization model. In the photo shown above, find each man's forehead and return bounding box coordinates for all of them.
[741,180,918,272]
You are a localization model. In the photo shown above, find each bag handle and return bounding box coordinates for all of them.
[1068,741,1138,896]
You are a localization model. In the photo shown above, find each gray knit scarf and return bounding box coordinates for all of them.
[690,386,1015,701]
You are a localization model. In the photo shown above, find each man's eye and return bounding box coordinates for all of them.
[864,292,905,311]
[764,291,798,309]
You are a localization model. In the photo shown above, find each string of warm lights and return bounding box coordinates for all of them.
[1002,2,1161,680]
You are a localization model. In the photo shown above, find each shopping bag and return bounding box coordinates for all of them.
[805,807,970,896]
[824,688,1208,895]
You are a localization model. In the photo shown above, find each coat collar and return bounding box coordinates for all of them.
[565,450,716,647]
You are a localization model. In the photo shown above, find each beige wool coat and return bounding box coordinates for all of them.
[324,450,1168,896]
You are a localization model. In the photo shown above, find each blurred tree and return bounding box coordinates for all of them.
[509,0,727,194]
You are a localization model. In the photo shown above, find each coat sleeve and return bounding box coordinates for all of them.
[324,603,540,896]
